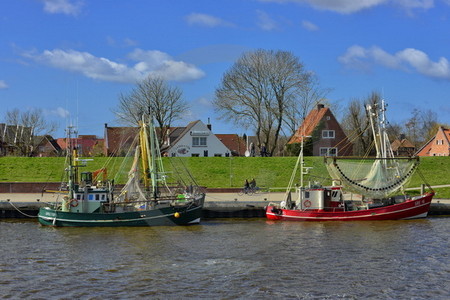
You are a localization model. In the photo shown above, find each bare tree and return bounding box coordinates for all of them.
[341,92,381,156]
[214,49,313,156]
[114,76,189,148]
[4,108,58,156]
[284,73,332,136]
[405,108,438,147]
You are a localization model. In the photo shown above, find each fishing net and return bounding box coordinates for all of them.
[325,157,420,199]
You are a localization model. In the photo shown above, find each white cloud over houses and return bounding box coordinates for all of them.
[339,45,450,80]
[22,48,205,83]
[259,0,433,14]
[41,0,83,16]
[0,80,8,89]
[185,13,235,27]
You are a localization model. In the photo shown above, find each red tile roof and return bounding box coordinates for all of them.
[289,106,329,144]
[216,134,247,156]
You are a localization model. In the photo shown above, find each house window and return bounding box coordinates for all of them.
[214,154,222,157]
[320,147,338,156]
[192,137,207,147]
[191,153,199,157]
[322,130,335,139]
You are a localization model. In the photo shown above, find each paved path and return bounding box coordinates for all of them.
[1,192,449,205]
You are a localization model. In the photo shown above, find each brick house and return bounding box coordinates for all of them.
[288,104,353,156]
[415,126,450,156]
[103,125,139,156]
[216,134,247,156]
[391,136,415,156]
[57,135,104,157]
[33,135,62,157]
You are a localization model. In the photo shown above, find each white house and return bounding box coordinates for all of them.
[167,120,231,157]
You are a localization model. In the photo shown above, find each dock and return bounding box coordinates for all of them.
[1,191,450,219]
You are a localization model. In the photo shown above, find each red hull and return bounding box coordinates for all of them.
[266,192,434,221]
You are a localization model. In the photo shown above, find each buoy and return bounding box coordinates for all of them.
[174,212,180,218]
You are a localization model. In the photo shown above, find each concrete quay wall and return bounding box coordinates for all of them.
[1,191,450,219]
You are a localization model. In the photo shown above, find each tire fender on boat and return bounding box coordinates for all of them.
[70,199,79,207]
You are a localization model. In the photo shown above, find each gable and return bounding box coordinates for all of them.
[289,106,329,144]
[167,120,230,157]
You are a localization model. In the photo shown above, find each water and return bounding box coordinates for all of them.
[1,218,449,299]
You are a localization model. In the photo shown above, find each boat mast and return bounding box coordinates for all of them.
[148,115,158,198]
[66,125,78,200]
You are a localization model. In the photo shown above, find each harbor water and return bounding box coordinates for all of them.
[1,218,449,299]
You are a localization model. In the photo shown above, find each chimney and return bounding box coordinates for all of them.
[207,117,212,131]
[317,104,325,110]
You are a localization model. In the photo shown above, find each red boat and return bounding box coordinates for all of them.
[267,99,434,221]
[266,187,434,221]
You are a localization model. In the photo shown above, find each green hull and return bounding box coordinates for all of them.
[38,198,204,227]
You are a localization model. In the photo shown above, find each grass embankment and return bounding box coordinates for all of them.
[0,156,449,197]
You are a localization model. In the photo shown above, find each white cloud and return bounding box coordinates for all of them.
[259,0,433,14]
[41,0,83,16]
[106,36,138,47]
[301,20,319,31]
[22,48,205,83]
[46,107,70,118]
[256,10,278,31]
[395,0,434,10]
[339,45,450,80]
[0,80,8,89]
[185,13,234,27]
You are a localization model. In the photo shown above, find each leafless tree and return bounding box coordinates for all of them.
[284,73,332,136]
[405,108,438,147]
[341,92,381,156]
[214,49,314,156]
[4,108,58,156]
[114,76,189,148]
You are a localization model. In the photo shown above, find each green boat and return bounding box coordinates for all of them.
[38,116,205,227]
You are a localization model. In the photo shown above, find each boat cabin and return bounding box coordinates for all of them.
[293,185,344,212]
[63,171,111,213]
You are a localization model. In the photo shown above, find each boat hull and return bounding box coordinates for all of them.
[38,198,204,227]
[266,192,434,221]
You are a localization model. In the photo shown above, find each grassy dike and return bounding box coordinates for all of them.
[0,156,449,197]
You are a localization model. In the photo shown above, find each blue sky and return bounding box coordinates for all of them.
[1,0,450,138]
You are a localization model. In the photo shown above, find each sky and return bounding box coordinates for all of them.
[1,0,450,138]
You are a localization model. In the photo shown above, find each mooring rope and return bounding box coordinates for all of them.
[7,201,39,218]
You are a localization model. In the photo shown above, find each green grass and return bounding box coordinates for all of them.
[1,156,449,197]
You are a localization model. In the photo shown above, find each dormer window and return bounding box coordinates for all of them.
[192,137,207,147]
[322,130,335,139]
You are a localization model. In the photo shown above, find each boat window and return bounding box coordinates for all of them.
[76,194,81,200]
[88,194,94,200]
[95,194,100,201]
[102,194,105,200]
[304,191,310,198]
